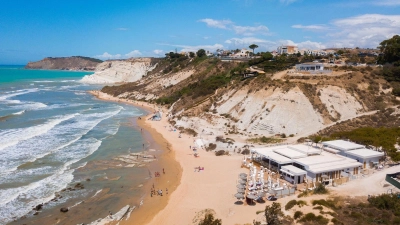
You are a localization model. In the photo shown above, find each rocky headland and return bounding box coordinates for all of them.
[25,56,102,71]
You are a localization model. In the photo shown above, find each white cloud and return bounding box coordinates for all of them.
[125,50,142,58]
[232,25,269,35]
[372,0,400,6]
[94,52,122,60]
[198,18,232,29]
[153,49,164,55]
[225,37,276,51]
[115,27,129,31]
[328,14,400,48]
[199,18,270,36]
[203,36,210,40]
[291,24,328,31]
[297,41,326,50]
[179,44,224,52]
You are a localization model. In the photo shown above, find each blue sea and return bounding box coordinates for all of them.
[0,66,150,224]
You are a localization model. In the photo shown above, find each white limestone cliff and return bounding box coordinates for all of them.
[81,58,157,84]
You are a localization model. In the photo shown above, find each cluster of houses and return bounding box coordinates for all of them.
[250,140,384,185]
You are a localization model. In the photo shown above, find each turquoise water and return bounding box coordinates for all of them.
[0,65,90,83]
[0,66,148,224]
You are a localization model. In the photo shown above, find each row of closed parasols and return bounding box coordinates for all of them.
[235,173,266,201]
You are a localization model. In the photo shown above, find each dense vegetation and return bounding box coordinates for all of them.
[155,73,232,105]
[377,35,400,96]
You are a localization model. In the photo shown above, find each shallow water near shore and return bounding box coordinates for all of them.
[0,66,158,224]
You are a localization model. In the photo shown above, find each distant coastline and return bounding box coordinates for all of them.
[25,56,102,71]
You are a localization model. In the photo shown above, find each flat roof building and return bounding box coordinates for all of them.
[251,143,363,183]
[322,140,384,169]
[322,140,364,151]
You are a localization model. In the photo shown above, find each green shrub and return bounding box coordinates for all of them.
[241,149,250,155]
[313,206,323,210]
[215,150,226,156]
[294,211,303,220]
[198,213,222,225]
[331,218,344,225]
[296,200,307,207]
[184,128,198,137]
[298,213,329,224]
[206,143,217,151]
[285,200,297,210]
[312,199,337,209]
[313,183,328,194]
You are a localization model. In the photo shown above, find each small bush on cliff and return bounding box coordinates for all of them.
[215,150,226,156]
[206,143,217,151]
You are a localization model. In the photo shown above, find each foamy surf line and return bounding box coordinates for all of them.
[0,138,103,224]
[0,113,79,152]
[0,108,121,174]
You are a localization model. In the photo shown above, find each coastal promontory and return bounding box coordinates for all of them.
[25,56,103,71]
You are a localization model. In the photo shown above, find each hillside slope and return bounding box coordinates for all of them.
[101,57,397,141]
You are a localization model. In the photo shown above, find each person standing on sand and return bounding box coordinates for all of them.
[166,188,168,194]
[163,168,165,174]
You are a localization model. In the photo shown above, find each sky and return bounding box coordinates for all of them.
[0,0,399,64]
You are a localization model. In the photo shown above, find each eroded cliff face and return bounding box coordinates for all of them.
[25,56,101,70]
[100,58,395,139]
[81,58,159,84]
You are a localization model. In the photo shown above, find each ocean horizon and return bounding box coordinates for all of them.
[0,66,150,224]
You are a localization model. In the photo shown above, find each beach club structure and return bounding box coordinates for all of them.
[322,140,384,169]
[250,140,384,184]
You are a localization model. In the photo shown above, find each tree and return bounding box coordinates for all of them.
[249,44,259,55]
[378,35,400,65]
[197,49,206,57]
[198,213,222,225]
[189,52,195,58]
[265,202,284,225]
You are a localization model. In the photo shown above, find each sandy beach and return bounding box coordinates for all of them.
[91,91,281,225]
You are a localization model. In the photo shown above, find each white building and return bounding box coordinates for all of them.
[295,62,324,71]
[277,45,298,55]
[322,140,384,169]
[251,143,362,183]
[232,49,250,58]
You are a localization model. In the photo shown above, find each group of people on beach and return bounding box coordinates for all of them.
[154,168,165,177]
[151,187,168,197]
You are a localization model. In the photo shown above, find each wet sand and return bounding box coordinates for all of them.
[89,91,182,225]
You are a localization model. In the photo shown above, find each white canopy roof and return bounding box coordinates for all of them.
[293,152,362,174]
[281,165,307,176]
[346,149,384,159]
[252,148,293,164]
[288,144,321,155]
[273,147,306,159]
[322,140,364,151]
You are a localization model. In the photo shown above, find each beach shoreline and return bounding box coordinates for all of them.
[90,90,271,225]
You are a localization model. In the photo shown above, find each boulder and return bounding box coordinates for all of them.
[60,207,69,213]
[34,204,43,211]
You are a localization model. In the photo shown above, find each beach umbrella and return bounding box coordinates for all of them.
[240,174,247,179]
[247,194,257,200]
[236,184,245,189]
[240,173,247,177]
[240,176,247,181]
[235,193,244,199]
[257,192,266,197]
[238,180,246,185]
[237,188,245,193]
